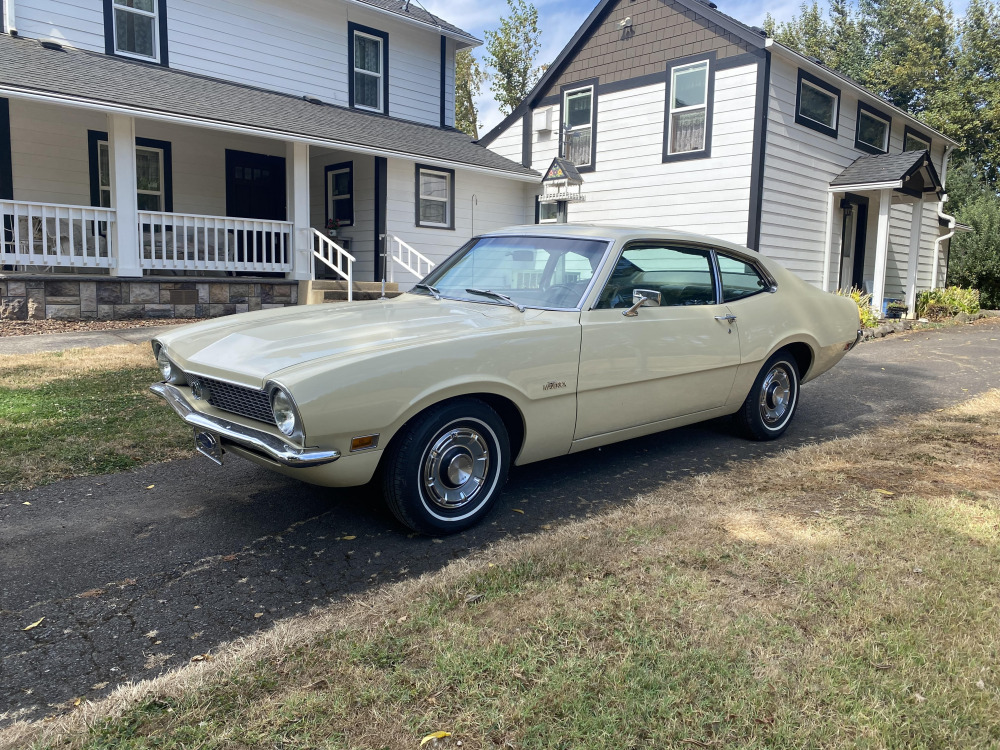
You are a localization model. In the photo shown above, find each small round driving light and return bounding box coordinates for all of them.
[271,388,299,437]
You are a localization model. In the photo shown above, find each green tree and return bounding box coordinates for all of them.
[484,0,543,116]
[950,194,1000,308]
[455,48,487,139]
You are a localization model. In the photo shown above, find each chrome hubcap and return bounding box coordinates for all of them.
[422,427,490,510]
[759,366,793,425]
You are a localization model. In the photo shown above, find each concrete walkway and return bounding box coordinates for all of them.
[0,325,181,356]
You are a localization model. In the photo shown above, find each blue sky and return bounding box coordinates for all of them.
[420,0,971,133]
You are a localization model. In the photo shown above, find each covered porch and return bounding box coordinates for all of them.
[824,151,948,318]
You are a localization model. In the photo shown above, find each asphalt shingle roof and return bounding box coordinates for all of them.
[830,151,933,188]
[0,35,534,178]
[356,0,479,42]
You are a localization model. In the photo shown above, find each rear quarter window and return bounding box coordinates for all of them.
[718,254,768,302]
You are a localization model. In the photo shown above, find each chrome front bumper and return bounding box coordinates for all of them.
[150,382,341,468]
[847,328,864,351]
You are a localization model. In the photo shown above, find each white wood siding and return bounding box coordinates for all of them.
[488,115,523,164]
[12,0,456,127]
[443,38,456,128]
[760,54,949,293]
[520,64,758,245]
[384,158,529,287]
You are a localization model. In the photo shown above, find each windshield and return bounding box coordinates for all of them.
[411,235,610,309]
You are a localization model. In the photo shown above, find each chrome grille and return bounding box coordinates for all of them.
[197,377,274,425]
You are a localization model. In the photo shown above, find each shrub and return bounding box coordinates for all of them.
[836,287,879,329]
[949,193,1000,309]
[915,287,981,318]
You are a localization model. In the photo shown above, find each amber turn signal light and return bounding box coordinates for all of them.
[350,435,379,452]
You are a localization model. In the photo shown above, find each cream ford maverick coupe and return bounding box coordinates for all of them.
[151,226,861,534]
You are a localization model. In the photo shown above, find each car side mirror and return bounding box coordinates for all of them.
[623,289,661,317]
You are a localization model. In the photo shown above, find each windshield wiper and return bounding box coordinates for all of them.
[465,288,525,313]
[413,283,441,300]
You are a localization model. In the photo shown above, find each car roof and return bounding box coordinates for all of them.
[480,224,758,258]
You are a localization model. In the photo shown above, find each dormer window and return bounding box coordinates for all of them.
[104,0,168,65]
[349,23,389,115]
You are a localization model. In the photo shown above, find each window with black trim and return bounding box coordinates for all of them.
[104,0,168,65]
[855,102,891,154]
[903,126,931,152]
[325,162,354,227]
[415,164,454,229]
[795,69,840,139]
[349,23,389,114]
[666,59,710,156]
[561,85,594,168]
[538,201,567,224]
[88,130,173,212]
[717,253,768,302]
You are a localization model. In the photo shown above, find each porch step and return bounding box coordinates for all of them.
[323,289,405,302]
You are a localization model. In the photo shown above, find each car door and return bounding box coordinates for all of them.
[575,242,741,440]
[715,251,783,368]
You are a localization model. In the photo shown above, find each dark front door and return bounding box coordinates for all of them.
[225,150,286,220]
[849,199,869,290]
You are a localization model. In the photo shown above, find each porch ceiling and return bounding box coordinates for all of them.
[0,35,536,180]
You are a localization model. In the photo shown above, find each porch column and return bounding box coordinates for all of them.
[108,114,141,278]
[871,189,892,318]
[904,196,925,317]
[286,141,312,281]
[822,191,839,292]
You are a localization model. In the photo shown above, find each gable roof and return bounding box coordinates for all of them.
[542,157,583,185]
[831,150,944,196]
[0,35,536,180]
[353,0,480,44]
[479,0,766,146]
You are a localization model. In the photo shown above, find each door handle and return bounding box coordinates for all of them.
[715,314,737,322]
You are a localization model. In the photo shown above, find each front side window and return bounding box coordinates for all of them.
[416,165,454,229]
[903,127,931,152]
[562,86,594,168]
[596,244,716,309]
[855,103,891,154]
[111,0,159,61]
[796,70,840,138]
[353,30,385,112]
[326,163,354,226]
[717,254,768,302]
[135,146,164,210]
[667,61,709,155]
[414,235,607,310]
[91,130,172,212]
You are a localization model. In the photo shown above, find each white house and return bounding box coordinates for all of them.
[480,0,964,317]
[0,0,536,319]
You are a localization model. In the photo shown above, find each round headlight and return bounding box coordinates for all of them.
[271,388,299,437]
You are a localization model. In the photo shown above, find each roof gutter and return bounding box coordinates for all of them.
[342,0,481,47]
[0,84,538,183]
[764,40,960,148]
[829,181,902,193]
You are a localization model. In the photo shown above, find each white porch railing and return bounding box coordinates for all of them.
[387,235,436,281]
[311,229,356,300]
[1,200,116,270]
[139,211,294,273]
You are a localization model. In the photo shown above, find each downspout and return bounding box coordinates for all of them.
[3,0,15,35]
[931,146,957,292]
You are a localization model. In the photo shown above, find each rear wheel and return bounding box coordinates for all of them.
[736,352,800,441]
[382,399,510,534]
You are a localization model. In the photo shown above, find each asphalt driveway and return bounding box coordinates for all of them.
[2,319,999,726]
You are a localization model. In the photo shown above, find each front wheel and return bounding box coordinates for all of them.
[382,399,510,534]
[736,352,800,441]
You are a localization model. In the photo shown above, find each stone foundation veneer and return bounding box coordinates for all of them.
[0,275,299,321]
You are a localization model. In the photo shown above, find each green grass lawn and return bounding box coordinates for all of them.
[0,345,192,492]
[11,391,999,750]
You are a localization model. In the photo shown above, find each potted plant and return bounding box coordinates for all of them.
[884,301,908,319]
[326,218,339,239]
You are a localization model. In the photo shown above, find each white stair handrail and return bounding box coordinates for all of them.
[311,229,356,301]
[388,235,435,282]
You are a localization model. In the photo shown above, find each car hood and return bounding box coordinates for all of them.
[156,296,540,386]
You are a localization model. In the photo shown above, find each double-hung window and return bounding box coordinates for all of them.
[326,163,354,226]
[562,85,595,169]
[350,24,388,114]
[795,69,840,138]
[666,60,710,156]
[416,165,454,229]
[855,102,891,154]
[106,0,166,64]
[90,130,172,212]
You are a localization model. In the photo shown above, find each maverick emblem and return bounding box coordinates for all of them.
[543,381,567,391]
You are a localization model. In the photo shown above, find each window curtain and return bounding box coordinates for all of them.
[671,110,706,153]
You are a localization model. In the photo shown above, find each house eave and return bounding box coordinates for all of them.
[765,40,960,148]
[0,84,539,182]
[829,181,902,193]
[344,0,481,47]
